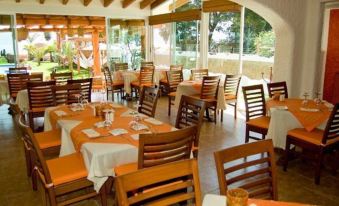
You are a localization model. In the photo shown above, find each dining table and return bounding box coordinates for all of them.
[266,98,333,149]
[43,102,177,192]
[174,79,226,110]
[203,194,311,206]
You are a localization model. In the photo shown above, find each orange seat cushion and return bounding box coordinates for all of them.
[114,162,138,176]
[168,92,176,97]
[160,79,168,84]
[46,153,88,186]
[131,81,153,87]
[288,128,339,146]
[190,94,217,103]
[108,81,124,86]
[35,129,61,149]
[225,94,236,100]
[246,116,270,129]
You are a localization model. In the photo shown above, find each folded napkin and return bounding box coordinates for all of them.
[54,110,67,117]
[120,110,147,117]
[144,118,163,125]
[131,123,148,131]
[109,129,128,136]
[82,129,100,138]
[273,106,288,110]
[130,131,152,140]
[94,121,105,128]
[109,103,123,108]
[70,107,83,112]
[300,107,320,112]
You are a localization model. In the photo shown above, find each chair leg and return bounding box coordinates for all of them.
[234,102,237,119]
[100,183,108,206]
[245,126,250,143]
[214,107,217,124]
[283,138,291,171]
[29,113,34,131]
[315,148,324,185]
[168,96,171,116]
[24,147,32,177]
[221,109,223,122]
[106,88,109,101]
[32,168,38,191]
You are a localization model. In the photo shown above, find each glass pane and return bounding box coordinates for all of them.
[107,20,145,70]
[175,0,201,12]
[208,12,240,74]
[0,14,17,74]
[243,8,274,80]
[173,20,200,69]
[152,23,171,67]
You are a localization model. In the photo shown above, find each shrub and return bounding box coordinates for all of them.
[254,30,275,58]
[0,56,8,64]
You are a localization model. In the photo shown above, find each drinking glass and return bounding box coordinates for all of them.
[227,188,248,206]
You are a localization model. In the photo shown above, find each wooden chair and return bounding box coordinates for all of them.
[7,73,29,101]
[141,61,154,67]
[159,65,183,95]
[27,81,56,131]
[114,126,196,176]
[166,70,183,116]
[131,66,155,98]
[114,63,129,71]
[115,159,202,206]
[221,74,242,121]
[67,78,92,102]
[29,72,43,82]
[55,83,82,105]
[267,81,288,98]
[103,67,124,101]
[9,67,28,74]
[191,76,220,124]
[175,95,206,158]
[17,116,107,206]
[284,103,339,184]
[50,72,73,85]
[138,86,160,117]
[242,84,270,143]
[14,105,61,177]
[191,69,208,80]
[214,139,278,200]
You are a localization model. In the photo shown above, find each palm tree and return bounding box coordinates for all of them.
[62,42,75,72]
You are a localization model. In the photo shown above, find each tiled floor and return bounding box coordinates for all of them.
[0,95,338,206]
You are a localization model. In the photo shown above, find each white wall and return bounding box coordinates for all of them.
[231,0,324,97]
[0,0,150,18]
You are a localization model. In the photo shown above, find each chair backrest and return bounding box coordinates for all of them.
[200,76,220,99]
[242,84,266,121]
[138,86,159,117]
[67,78,93,102]
[50,72,73,85]
[139,66,154,85]
[138,126,196,169]
[267,81,288,98]
[175,95,206,147]
[214,139,278,200]
[115,63,129,71]
[323,103,339,144]
[115,159,202,206]
[55,83,82,105]
[170,64,183,71]
[9,67,28,74]
[103,67,113,86]
[224,74,242,98]
[191,69,208,80]
[7,73,29,99]
[166,70,183,93]
[141,61,154,67]
[17,115,54,188]
[27,81,56,110]
[29,72,43,82]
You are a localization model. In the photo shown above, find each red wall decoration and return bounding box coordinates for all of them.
[324,9,339,104]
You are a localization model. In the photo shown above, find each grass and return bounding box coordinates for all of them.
[25,61,91,79]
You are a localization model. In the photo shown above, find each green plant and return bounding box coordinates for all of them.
[31,46,47,66]
[0,56,8,64]
[254,30,275,58]
[46,43,57,62]
[62,42,76,72]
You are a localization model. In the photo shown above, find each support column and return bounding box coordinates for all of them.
[92,29,101,76]
[239,6,245,74]
[200,12,209,69]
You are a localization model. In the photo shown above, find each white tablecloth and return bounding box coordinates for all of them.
[203,194,226,206]
[174,80,226,110]
[266,108,327,149]
[0,80,9,105]
[15,89,29,112]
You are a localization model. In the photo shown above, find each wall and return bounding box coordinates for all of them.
[0,0,150,19]
[230,0,323,97]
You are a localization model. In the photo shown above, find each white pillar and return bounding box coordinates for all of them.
[145,19,151,62]
[200,12,209,69]
[239,6,245,74]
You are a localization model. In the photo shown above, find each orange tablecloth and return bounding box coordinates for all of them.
[49,104,174,152]
[248,199,309,206]
[266,99,331,132]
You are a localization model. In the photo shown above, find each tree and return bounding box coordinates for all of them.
[31,45,47,66]
[46,43,57,62]
[62,42,75,72]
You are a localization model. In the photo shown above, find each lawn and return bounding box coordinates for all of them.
[25,61,91,80]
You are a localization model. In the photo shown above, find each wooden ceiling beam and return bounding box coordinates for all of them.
[151,0,166,9]
[103,0,114,7]
[122,0,136,8]
[140,0,156,9]
[62,0,69,5]
[40,0,45,4]
[84,0,92,6]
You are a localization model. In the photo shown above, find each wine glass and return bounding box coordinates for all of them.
[314,91,321,106]
[103,110,112,128]
[302,92,309,106]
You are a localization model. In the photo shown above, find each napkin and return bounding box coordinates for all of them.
[300,107,320,112]
[54,110,67,117]
[130,131,152,140]
[70,107,83,112]
[273,106,288,110]
[131,123,148,131]
[94,121,105,128]
[121,110,147,117]
[82,129,100,138]
[109,129,128,136]
[323,101,334,109]
[144,118,163,125]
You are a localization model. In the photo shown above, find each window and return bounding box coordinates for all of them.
[152,23,171,67]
